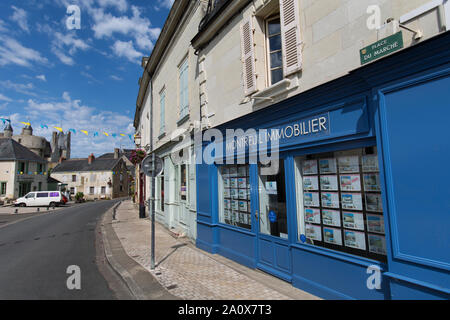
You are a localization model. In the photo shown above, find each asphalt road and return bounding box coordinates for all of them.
[0,200,131,299]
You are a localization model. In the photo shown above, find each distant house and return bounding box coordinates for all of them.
[97,148,135,195]
[50,153,129,200]
[0,138,48,201]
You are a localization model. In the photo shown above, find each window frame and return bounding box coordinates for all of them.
[265,15,283,87]
[159,88,166,136]
[178,56,189,120]
[0,182,7,195]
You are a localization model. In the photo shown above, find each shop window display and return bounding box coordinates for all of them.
[218,165,251,230]
[295,147,387,262]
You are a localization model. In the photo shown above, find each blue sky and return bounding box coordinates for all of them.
[0,0,173,157]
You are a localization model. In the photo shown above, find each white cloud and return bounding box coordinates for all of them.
[0,80,36,96]
[158,0,174,10]
[36,75,47,82]
[0,93,12,102]
[10,6,29,33]
[23,91,135,157]
[52,48,75,65]
[111,40,143,63]
[0,19,8,32]
[0,35,48,67]
[110,75,123,81]
[92,5,160,51]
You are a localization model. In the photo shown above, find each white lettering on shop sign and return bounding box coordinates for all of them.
[226,116,328,152]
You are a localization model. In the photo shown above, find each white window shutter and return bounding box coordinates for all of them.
[280,0,302,76]
[240,17,257,96]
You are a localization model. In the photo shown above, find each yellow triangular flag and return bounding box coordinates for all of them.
[120,133,125,137]
[53,126,63,132]
[103,132,109,137]
[81,130,88,136]
[21,122,31,126]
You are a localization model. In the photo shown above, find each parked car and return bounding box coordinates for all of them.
[14,191,66,208]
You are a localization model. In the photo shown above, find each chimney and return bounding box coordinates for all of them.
[114,148,120,159]
[88,153,95,164]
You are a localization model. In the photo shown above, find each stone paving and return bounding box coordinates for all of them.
[112,200,319,300]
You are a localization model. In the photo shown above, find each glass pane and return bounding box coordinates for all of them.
[259,161,288,239]
[269,34,282,51]
[295,147,387,263]
[218,165,251,230]
[268,19,280,36]
[270,51,282,68]
[271,68,283,85]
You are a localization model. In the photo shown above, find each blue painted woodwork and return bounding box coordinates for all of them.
[195,32,450,299]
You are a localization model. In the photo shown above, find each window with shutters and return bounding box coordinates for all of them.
[178,58,189,120]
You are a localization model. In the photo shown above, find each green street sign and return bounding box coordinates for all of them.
[360,32,404,65]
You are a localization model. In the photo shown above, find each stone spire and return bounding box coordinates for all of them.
[4,122,13,138]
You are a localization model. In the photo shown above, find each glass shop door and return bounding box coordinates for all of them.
[256,160,292,281]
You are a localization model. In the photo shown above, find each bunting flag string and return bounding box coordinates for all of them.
[1,120,134,141]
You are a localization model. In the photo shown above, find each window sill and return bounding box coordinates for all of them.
[253,78,294,101]
[158,131,166,140]
[177,113,190,126]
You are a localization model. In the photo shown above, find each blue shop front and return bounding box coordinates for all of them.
[195,32,450,300]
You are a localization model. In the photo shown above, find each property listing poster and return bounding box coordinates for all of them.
[362,155,379,172]
[340,174,362,191]
[302,160,318,175]
[368,234,387,255]
[305,223,322,241]
[322,209,341,227]
[320,175,338,191]
[367,214,385,234]
[305,208,321,224]
[304,192,320,207]
[321,192,340,208]
[323,227,343,245]
[319,158,337,174]
[341,193,363,210]
[338,156,360,173]
[344,230,366,250]
[365,193,383,212]
[303,176,319,190]
[363,174,381,192]
[343,211,365,230]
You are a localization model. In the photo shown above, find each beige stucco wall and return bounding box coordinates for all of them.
[0,161,16,199]
[0,161,48,200]
[51,171,114,200]
[151,1,203,149]
[199,0,445,127]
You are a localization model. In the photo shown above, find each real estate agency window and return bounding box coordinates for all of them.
[294,146,387,263]
[218,165,251,230]
[266,15,283,86]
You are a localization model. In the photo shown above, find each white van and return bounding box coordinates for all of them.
[14,191,67,208]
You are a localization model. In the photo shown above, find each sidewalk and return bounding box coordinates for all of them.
[110,200,319,300]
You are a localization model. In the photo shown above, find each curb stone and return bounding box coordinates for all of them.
[100,203,178,300]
